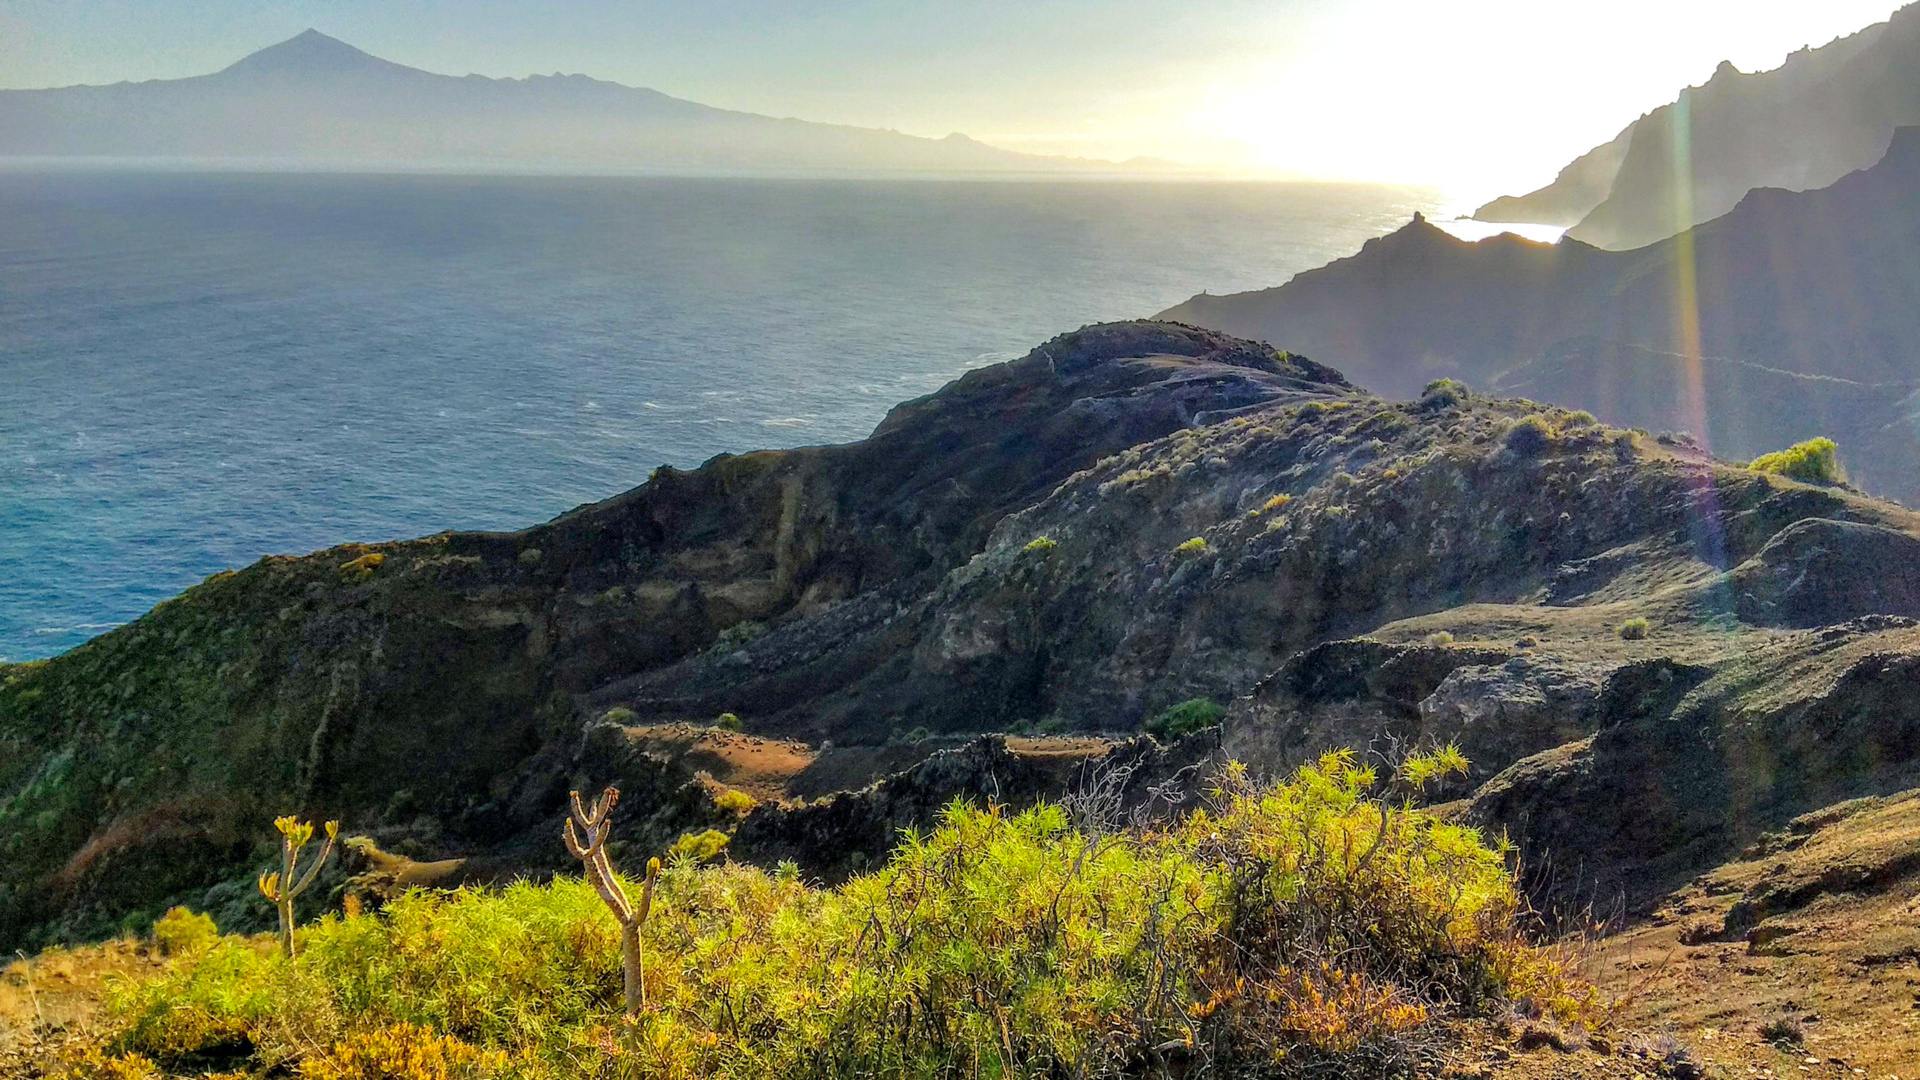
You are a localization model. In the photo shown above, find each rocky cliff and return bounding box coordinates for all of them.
[7,321,1920,960]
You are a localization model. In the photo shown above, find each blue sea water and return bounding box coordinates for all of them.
[0,171,1436,662]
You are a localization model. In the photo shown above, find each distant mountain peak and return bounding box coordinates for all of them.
[219,29,407,79]
[0,29,1151,176]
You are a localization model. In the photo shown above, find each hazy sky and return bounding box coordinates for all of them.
[2,0,1908,198]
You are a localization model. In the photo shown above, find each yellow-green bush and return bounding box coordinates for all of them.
[1250,493,1292,518]
[1750,437,1844,484]
[95,755,1590,1079]
[338,552,385,582]
[151,907,218,957]
[1175,536,1209,556]
[301,1023,511,1080]
[669,829,731,862]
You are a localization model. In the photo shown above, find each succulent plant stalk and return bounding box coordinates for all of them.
[257,815,339,958]
[562,786,662,1014]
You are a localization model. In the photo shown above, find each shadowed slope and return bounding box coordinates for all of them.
[1161,130,1920,503]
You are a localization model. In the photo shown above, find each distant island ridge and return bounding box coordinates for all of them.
[0,30,1205,176]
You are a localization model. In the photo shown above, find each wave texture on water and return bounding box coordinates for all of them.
[0,172,1436,660]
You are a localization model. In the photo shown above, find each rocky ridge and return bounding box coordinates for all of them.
[1160,130,1920,504]
[6,321,1920,985]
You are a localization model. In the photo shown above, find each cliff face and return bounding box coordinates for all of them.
[8,321,1920,951]
[1474,4,1920,249]
[1160,131,1920,504]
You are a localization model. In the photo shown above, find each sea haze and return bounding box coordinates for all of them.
[1,170,1436,661]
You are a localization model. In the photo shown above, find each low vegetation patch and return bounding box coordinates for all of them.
[75,755,1591,1080]
[709,623,768,655]
[1504,415,1555,456]
[1749,437,1845,485]
[1419,379,1470,411]
[337,552,384,582]
[1617,617,1650,641]
[1146,697,1227,740]
[1022,536,1058,555]
[1174,536,1210,556]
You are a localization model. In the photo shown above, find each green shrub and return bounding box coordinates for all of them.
[1147,697,1227,740]
[94,756,1592,1080]
[1504,414,1555,455]
[1022,536,1058,554]
[710,622,768,654]
[600,706,637,724]
[1420,378,1470,410]
[1749,437,1844,485]
[1174,536,1209,557]
[713,712,743,732]
[1618,617,1650,640]
[1426,630,1455,647]
[714,788,758,816]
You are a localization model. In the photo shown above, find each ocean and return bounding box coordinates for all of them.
[0,170,1437,661]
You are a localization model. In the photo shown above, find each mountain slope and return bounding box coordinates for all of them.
[1474,3,1920,249]
[1160,129,1920,503]
[0,30,1134,174]
[9,322,1920,965]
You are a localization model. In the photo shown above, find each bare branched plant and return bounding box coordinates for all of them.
[14,949,44,1030]
[562,786,661,1014]
[1062,754,1202,840]
[257,815,338,958]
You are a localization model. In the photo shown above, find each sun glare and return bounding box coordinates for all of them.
[1177,0,1904,199]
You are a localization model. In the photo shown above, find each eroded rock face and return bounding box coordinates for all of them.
[1731,518,1920,627]
[8,319,1920,944]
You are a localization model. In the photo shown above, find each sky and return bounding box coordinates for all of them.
[1,0,1909,200]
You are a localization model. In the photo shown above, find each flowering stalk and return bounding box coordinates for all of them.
[257,815,338,958]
